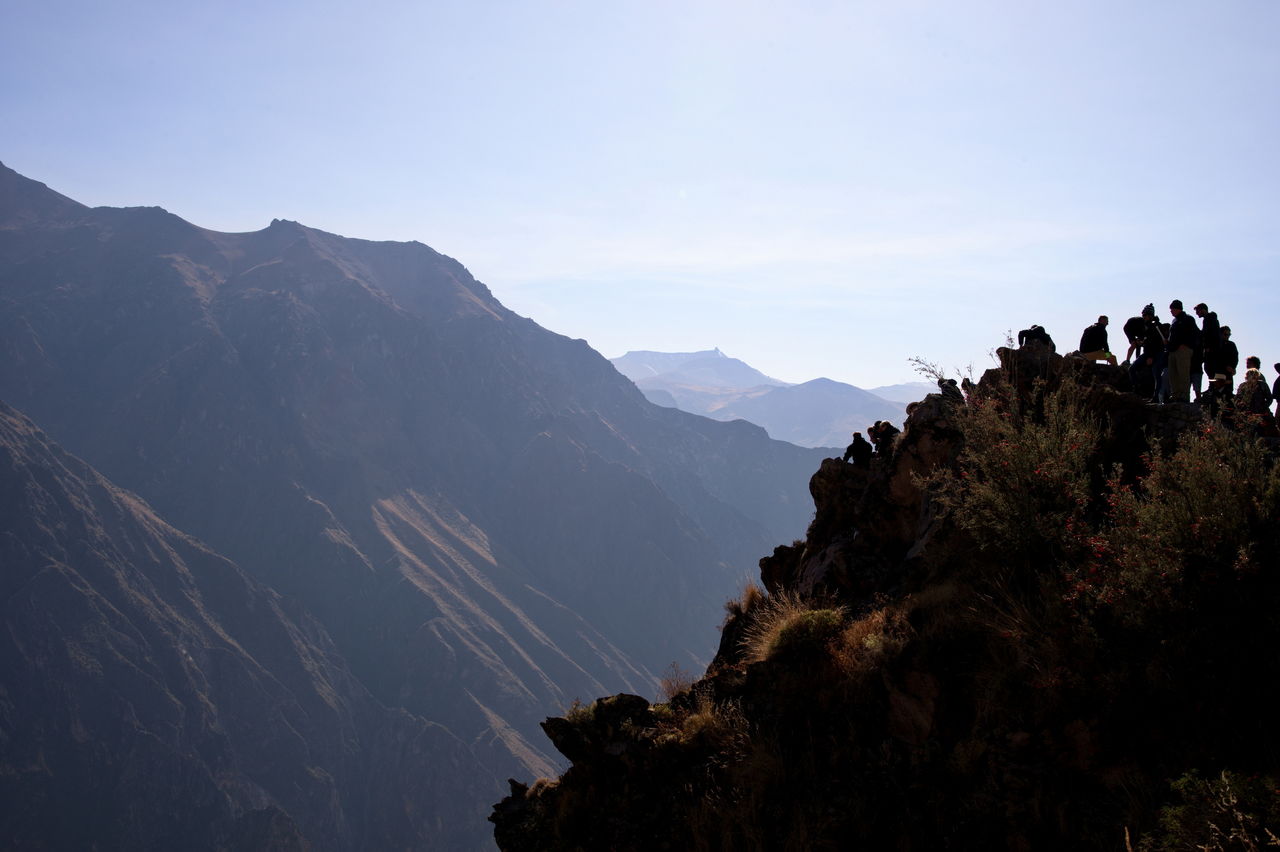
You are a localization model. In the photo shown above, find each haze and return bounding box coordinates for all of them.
[3,0,1276,387]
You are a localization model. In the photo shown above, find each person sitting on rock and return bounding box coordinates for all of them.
[1078,315,1117,365]
[938,377,964,402]
[875,421,901,455]
[1017,324,1056,352]
[1237,368,1274,433]
[842,431,873,468]
[1204,373,1234,422]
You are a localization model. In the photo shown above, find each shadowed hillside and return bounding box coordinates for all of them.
[0,162,826,848]
[492,344,1280,850]
[0,401,496,850]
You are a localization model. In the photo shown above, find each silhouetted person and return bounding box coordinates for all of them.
[1017,325,1055,352]
[1273,364,1280,417]
[1204,373,1234,421]
[1122,312,1149,364]
[843,432,873,468]
[1237,369,1273,435]
[875,421,900,455]
[1135,305,1166,400]
[1220,326,1239,379]
[1166,300,1198,403]
[1078,315,1117,365]
[1194,303,1220,392]
[1246,355,1262,371]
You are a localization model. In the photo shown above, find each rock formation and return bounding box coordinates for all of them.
[492,346,1280,850]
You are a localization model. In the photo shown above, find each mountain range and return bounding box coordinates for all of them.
[0,162,829,849]
[610,348,911,448]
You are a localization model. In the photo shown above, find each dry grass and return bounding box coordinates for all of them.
[659,661,698,701]
[724,580,766,620]
[830,605,911,677]
[740,590,848,663]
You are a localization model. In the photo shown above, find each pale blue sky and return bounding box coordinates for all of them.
[4,0,1277,387]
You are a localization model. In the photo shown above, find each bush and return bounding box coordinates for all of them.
[1135,770,1280,851]
[740,590,847,663]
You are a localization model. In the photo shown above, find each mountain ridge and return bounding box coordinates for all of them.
[0,162,827,848]
[609,348,907,448]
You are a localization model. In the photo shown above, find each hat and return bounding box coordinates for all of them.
[1212,374,1228,383]
[1141,303,1155,316]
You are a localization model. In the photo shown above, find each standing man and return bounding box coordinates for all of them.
[1220,327,1240,380]
[1140,305,1166,401]
[1166,300,1199,403]
[1194,303,1221,380]
[1273,364,1280,418]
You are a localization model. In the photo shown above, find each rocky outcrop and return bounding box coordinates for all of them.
[492,343,1280,850]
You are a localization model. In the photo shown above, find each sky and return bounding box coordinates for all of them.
[3,0,1278,388]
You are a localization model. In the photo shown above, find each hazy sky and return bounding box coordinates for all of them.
[4,0,1277,387]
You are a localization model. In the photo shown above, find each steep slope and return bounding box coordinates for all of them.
[493,347,1280,850]
[0,400,491,851]
[0,162,827,845]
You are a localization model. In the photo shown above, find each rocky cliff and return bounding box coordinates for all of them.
[491,345,1280,850]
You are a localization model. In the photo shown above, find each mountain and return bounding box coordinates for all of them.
[713,377,909,448]
[0,162,828,848]
[493,348,1280,850]
[610,348,788,390]
[610,350,907,448]
[0,400,492,850]
[867,380,936,403]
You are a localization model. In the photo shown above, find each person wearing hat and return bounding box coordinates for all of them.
[1165,300,1199,403]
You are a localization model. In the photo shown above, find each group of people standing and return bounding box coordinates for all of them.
[1061,300,1279,429]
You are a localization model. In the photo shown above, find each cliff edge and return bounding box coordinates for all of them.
[491,344,1280,850]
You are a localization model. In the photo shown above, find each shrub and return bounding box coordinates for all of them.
[724,581,766,620]
[740,590,847,663]
[1135,770,1280,851]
